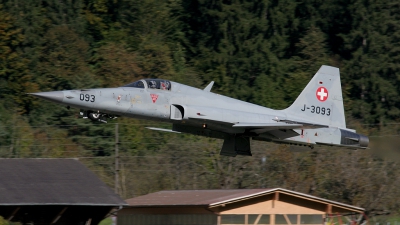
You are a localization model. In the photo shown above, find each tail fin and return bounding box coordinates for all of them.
[283,65,346,128]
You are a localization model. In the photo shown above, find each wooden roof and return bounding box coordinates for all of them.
[125,188,364,212]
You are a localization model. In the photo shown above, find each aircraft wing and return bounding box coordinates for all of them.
[276,119,329,129]
[186,117,327,137]
[232,122,303,129]
[146,127,181,133]
[231,122,302,134]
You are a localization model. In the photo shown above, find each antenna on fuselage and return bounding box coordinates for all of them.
[203,81,214,92]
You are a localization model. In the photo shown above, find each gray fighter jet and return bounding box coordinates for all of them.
[30,65,369,156]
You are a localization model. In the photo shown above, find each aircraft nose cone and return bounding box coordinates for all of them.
[29,91,64,103]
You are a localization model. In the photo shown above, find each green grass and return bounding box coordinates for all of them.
[99,217,113,225]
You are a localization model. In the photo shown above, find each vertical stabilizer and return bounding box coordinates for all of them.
[283,66,346,128]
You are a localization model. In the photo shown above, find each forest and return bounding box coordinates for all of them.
[0,0,400,221]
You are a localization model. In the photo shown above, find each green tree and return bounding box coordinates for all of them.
[37,25,95,91]
[0,5,36,112]
[119,0,185,79]
[283,26,331,104]
[92,42,143,87]
[183,0,302,108]
[341,0,400,124]
[0,216,9,225]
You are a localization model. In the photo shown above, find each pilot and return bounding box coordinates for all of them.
[149,80,157,89]
[165,81,170,90]
[161,81,170,90]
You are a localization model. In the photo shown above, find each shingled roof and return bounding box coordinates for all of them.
[125,188,364,212]
[0,158,126,206]
[125,189,272,206]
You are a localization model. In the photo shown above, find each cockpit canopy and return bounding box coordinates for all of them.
[123,80,145,88]
[122,79,171,91]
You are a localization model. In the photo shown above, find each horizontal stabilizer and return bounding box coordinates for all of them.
[146,127,181,133]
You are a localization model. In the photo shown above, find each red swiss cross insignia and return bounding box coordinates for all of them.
[150,94,159,103]
[316,86,328,102]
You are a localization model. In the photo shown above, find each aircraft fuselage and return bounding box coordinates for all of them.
[30,66,369,156]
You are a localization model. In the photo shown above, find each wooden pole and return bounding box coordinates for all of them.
[115,123,119,194]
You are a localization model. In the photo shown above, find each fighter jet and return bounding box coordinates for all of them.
[30,65,369,156]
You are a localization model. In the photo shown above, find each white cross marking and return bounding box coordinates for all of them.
[317,88,328,100]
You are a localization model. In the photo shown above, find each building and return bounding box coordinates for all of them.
[0,158,127,224]
[118,188,365,225]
